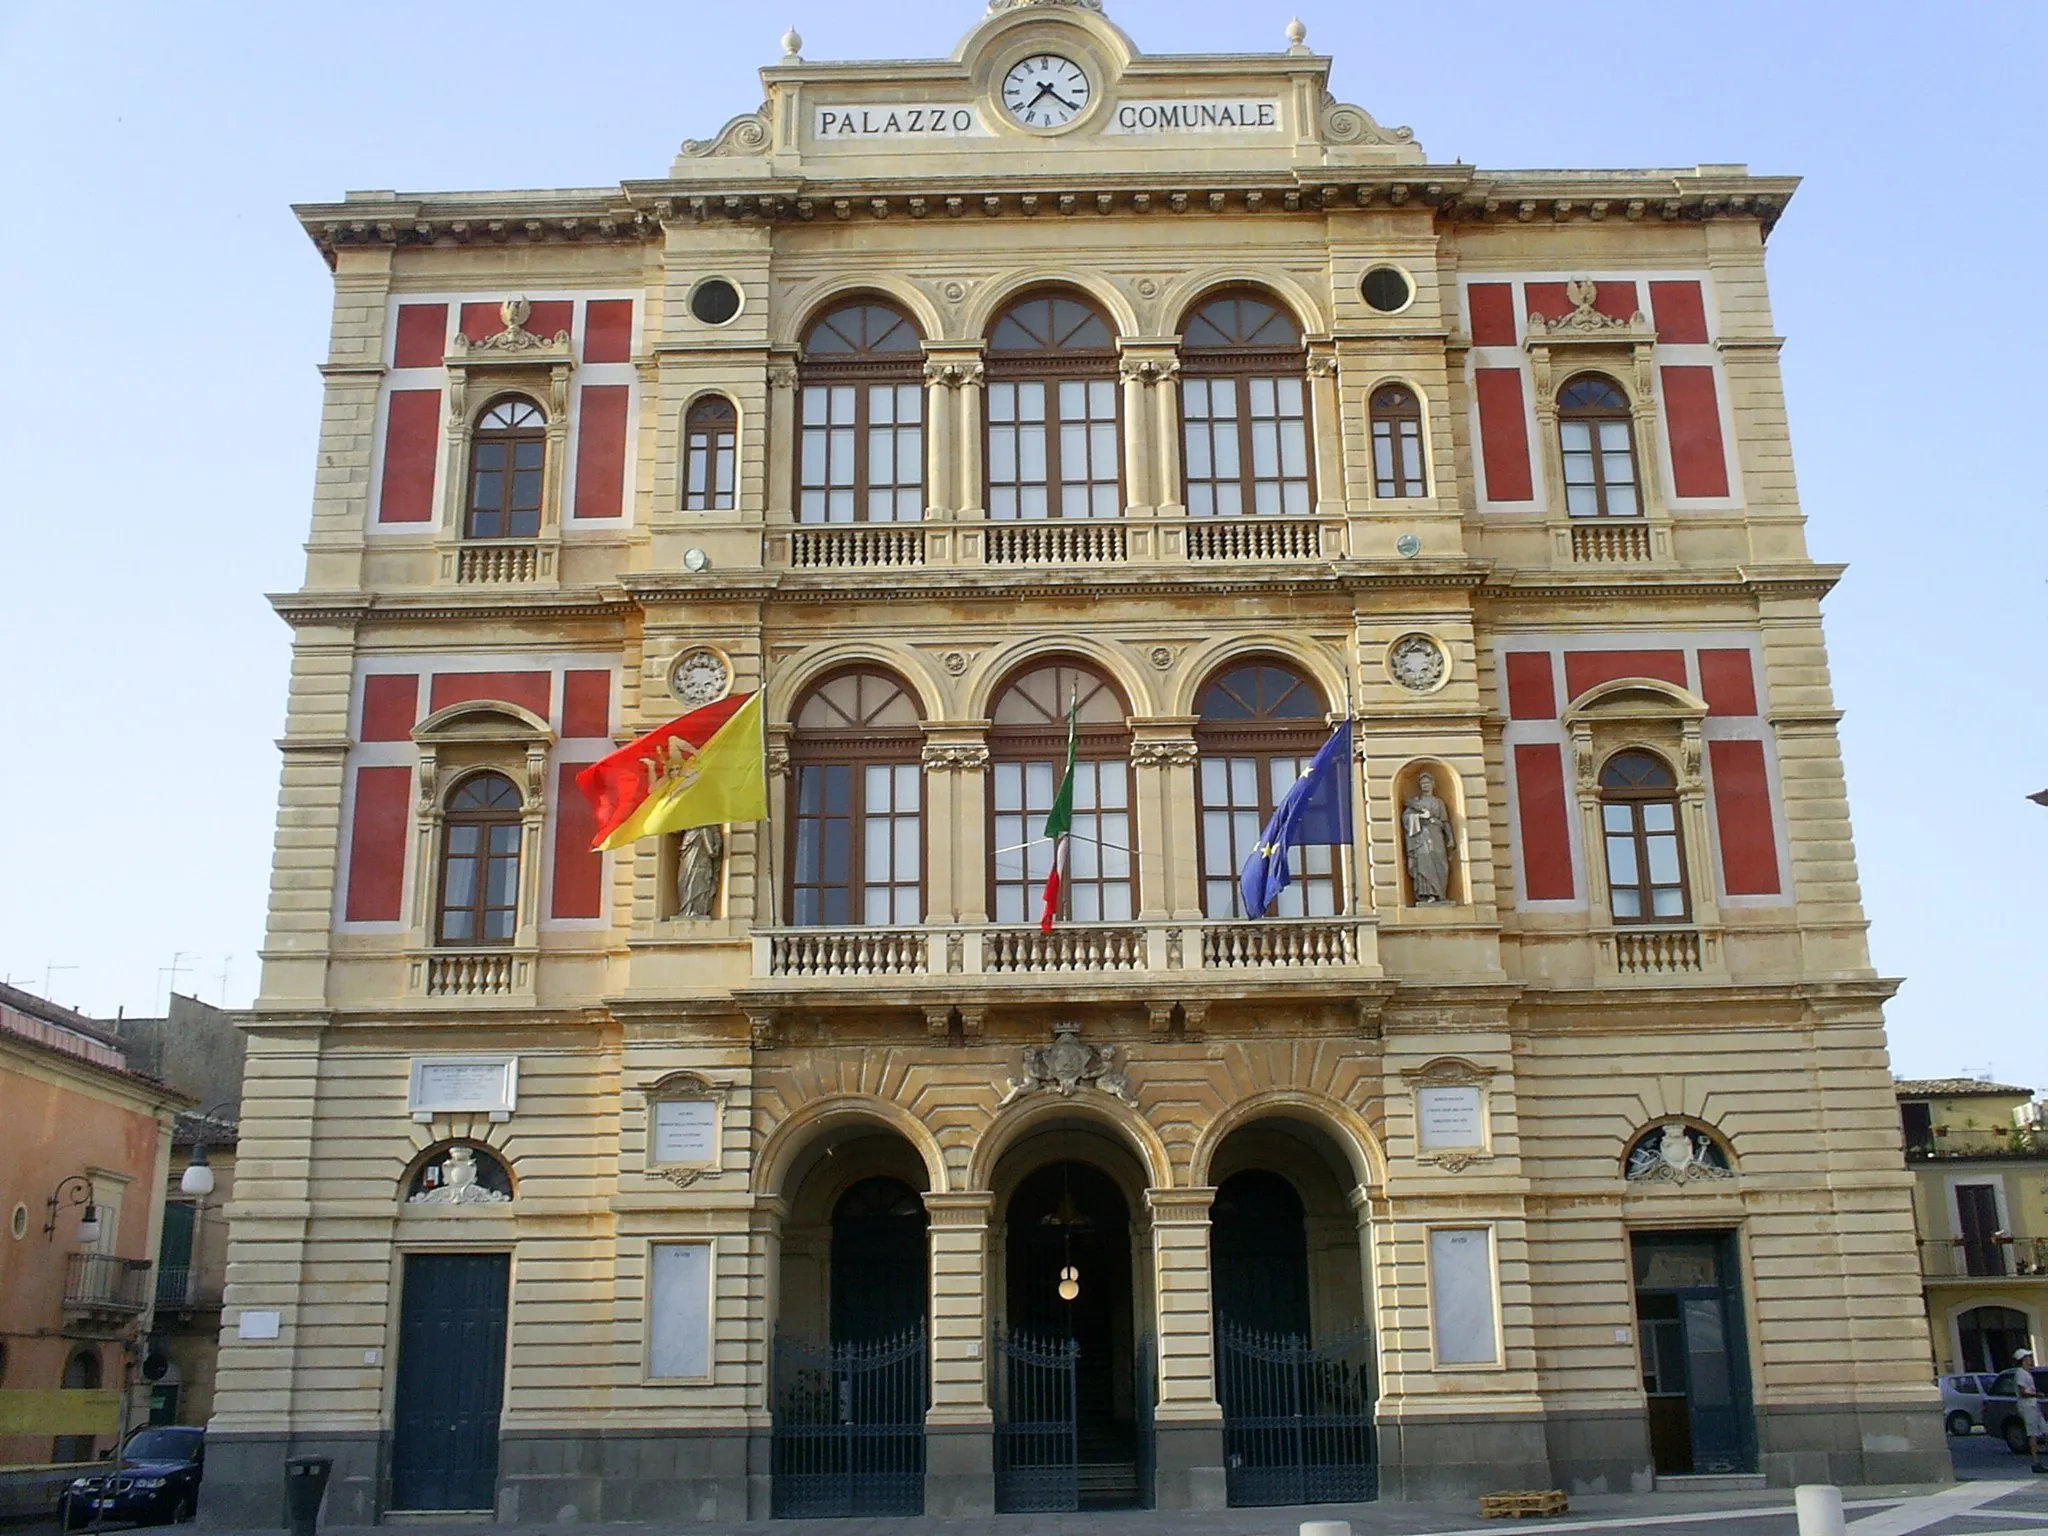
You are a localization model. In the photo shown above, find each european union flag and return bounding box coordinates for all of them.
[1238,720,1354,918]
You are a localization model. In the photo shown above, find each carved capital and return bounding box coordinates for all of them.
[767,364,801,391]
[1305,352,1340,380]
[922,743,990,772]
[923,359,984,388]
[1130,739,1197,769]
[1118,356,1179,385]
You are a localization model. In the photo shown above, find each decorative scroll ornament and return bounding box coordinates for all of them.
[408,1145,511,1205]
[681,105,772,158]
[451,297,571,357]
[922,743,990,772]
[998,1021,1132,1107]
[1625,1122,1733,1184]
[652,1166,712,1190]
[1130,740,1197,769]
[1527,278,1651,338]
[1318,90,1415,147]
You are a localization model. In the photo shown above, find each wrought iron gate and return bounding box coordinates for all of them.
[1216,1322,1376,1507]
[770,1324,927,1518]
[994,1328,1078,1512]
[1134,1330,1157,1509]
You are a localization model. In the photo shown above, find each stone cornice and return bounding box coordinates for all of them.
[1480,564,1843,604]
[269,591,635,630]
[295,166,1798,265]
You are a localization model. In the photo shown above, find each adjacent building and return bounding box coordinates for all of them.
[207,1,1943,1522]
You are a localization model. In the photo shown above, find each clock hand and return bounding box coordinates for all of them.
[1046,90,1080,111]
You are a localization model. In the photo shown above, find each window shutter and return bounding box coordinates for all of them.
[378,390,441,523]
[345,766,413,922]
[1474,369,1533,502]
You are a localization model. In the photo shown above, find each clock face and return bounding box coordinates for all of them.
[1001,54,1090,129]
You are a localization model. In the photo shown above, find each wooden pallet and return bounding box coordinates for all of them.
[1479,1489,1570,1518]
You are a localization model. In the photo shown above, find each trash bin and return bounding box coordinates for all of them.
[284,1456,333,1536]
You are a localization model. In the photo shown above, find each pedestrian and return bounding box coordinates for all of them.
[2015,1347,2047,1473]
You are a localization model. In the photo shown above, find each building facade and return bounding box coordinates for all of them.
[1897,1079,2047,1380]
[207,2,1943,1522]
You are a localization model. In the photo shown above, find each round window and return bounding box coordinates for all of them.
[8,1204,25,1241]
[689,278,743,326]
[1361,266,1414,315]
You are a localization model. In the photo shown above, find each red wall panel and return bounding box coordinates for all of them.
[360,674,419,742]
[344,766,412,922]
[573,385,630,519]
[551,762,603,919]
[1563,649,1688,702]
[1468,283,1516,346]
[1505,653,1557,720]
[378,390,441,523]
[583,300,633,364]
[1474,369,1534,501]
[429,671,553,719]
[1709,739,1781,895]
[460,299,573,342]
[562,670,611,738]
[393,304,448,369]
[1662,366,1730,498]
[1650,281,1710,344]
[1513,744,1576,900]
[1697,650,1759,717]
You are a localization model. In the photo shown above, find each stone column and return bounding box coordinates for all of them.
[921,361,954,519]
[766,354,799,519]
[920,727,987,924]
[1152,356,1184,514]
[1308,345,1344,513]
[1131,721,1199,921]
[1146,1186,1227,1510]
[924,1191,996,1515]
[1120,360,1154,512]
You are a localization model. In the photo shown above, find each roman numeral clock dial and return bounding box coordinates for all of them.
[1000,54,1090,129]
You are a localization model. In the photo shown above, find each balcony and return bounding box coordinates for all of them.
[751,918,1378,993]
[1184,517,1329,563]
[406,946,536,1003]
[788,525,926,570]
[984,521,1127,565]
[63,1253,152,1337]
[1920,1238,2048,1280]
[443,539,550,585]
[153,1264,220,1313]
[1568,520,1653,564]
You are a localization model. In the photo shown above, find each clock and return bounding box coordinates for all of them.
[1000,54,1091,130]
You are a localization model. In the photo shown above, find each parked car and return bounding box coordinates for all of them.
[1940,1372,2001,1435]
[58,1426,204,1528]
[1980,1368,2048,1455]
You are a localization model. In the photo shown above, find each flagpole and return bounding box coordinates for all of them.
[1343,668,1363,919]
[760,677,779,929]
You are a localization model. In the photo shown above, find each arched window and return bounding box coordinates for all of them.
[1558,375,1638,518]
[1179,292,1310,517]
[797,301,925,523]
[989,661,1131,922]
[986,291,1120,520]
[682,396,737,511]
[788,670,924,925]
[465,397,546,539]
[1195,661,1333,918]
[1370,385,1426,498]
[437,772,523,945]
[1599,751,1686,921]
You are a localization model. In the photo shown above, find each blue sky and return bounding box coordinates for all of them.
[0,1,2040,1082]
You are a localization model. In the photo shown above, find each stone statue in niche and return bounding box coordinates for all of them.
[408,1145,511,1205]
[676,825,724,919]
[1402,772,1457,904]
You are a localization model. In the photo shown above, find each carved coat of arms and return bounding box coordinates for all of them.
[998,1021,1132,1106]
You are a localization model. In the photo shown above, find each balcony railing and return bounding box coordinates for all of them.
[1609,925,1706,976]
[1185,517,1325,563]
[1569,520,1653,564]
[985,521,1127,565]
[756,919,1377,982]
[1920,1238,2048,1280]
[789,525,926,570]
[64,1253,152,1313]
[450,540,544,584]
[408,947,534,999]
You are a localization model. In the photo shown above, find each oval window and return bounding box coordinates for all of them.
[1361,266,1413,314]
[689,278,743,325]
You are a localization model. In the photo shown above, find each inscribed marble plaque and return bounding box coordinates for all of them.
[649,1243,711,1378]
[1429,1227,1499,1365]
[410,1057,517,1116]
[652,1099,719,1165]
[1417,1084,1485,1150]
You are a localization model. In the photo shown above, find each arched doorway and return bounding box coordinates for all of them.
[990,1116,1154,1512]
[1959,1305,2034,1374]
[53,1347,103,1463]
[771,1126,932,1518]
[1207,1116,1376,1507]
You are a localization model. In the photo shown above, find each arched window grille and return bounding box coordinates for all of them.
[1558,374,1639,518]
[437,772,523,945]
[1195,661,1334,917]
[986,291,1120,520]
[1599,750,1687,921]
[1179,292,1311,517]
[465,397,545,539]
[682,396,737,511]
[788,670,924,925]
[1369,384,1426,498]
[797,301,925,523]
[989,661,1131,922]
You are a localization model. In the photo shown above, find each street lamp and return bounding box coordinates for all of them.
[179,1103,238,1197]
[44,1175,99,1245]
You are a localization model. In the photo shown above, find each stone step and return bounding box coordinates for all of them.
[1655,1472,1767,1492]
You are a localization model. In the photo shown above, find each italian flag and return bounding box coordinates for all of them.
[1038,690,1078,933]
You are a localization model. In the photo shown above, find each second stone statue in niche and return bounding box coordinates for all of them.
[676,824,724,919]
[1402,772,1457,904]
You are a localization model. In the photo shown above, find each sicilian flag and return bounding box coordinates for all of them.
[1038,691,1079,933]
[1238,720,1353,918]
[575,692,767,851]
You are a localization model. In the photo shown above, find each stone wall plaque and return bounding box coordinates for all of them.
[1429,1227,1499,1366]
[1417,1085,1485,1151]
[652,1099,720,1166]
[648,1243,712,1378]
[410,1056,519,1121]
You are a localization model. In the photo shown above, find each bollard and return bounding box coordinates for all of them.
[1300,1523,1353,1536]
[1794,1484,1846,1536]
[284,1456,334,1536]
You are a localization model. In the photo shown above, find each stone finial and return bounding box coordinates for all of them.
[1285,17,1308,52]
[780,25,802,61]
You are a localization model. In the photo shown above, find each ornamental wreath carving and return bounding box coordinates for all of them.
[1625,1122,1733,1184]
[997,1021,1132,1107]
